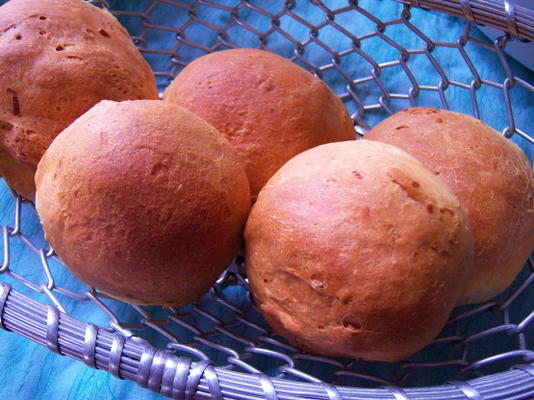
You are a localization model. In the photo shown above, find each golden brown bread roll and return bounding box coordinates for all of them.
[245,140,474,362]
[365,107,534,305]
[35,100,250,306]
[0,0,158,200]
[163,48,355,200]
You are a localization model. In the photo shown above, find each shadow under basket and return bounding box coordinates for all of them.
[0,0,533,399]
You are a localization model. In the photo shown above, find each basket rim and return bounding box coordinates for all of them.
[390,0,534,41]
[1,277,534,400]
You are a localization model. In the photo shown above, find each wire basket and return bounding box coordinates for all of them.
[0,0,533,399]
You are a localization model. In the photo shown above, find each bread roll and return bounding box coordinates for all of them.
[365,107,534,305]
[35,100,250,306]
[163,48,355,200]
[0,0,158,200]
[245,140,474,361]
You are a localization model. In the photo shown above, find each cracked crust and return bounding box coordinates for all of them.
[365,107,534,305]
[35,100,250,306]
[163,48,355,200]
[0,0,158,199]
[245,140,474,362]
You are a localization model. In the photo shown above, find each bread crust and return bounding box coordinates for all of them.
[245,140,474,361]
[365,107,534,305]
[35,100,250,306]
[0,0,158,199]
[164,48,355,200]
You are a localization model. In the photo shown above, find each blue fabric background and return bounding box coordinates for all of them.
[0,0,532,399]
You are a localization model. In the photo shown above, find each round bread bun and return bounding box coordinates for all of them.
[35,100,250,306]
[163,48,355,200]
[245,140,474,362]
[365,107,534,305]
[0,0,158,200]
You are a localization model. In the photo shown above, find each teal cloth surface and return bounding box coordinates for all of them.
[0,0,532,399]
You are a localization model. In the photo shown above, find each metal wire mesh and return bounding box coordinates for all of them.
[0,0,533,399]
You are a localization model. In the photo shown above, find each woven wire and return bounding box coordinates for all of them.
[0,0,533,398]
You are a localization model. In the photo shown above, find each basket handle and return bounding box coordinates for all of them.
[0,283,224,400]
[391,0,534,41]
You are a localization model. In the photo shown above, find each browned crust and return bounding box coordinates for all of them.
[245,140,474,361]
[163,48,355,200]
[365,107,534,305]
[35,100,250,306]
[0,0,158,199]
